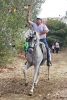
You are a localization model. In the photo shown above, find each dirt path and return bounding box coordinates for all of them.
[0,49,67,100]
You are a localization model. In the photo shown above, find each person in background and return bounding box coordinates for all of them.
[26,10,52,66]
[24,38,29,59]
[52,43,55,53]
[55,41,60,53]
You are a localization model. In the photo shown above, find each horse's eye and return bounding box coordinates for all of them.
[34,40,37,42]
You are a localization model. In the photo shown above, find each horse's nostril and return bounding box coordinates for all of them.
[28,48,33,54]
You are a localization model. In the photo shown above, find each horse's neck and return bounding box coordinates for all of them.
[34,45,42,54]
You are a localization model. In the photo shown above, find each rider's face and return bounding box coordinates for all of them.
[36,19,42,25]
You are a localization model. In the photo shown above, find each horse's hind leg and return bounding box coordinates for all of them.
[48,66,50,80]
[23,62,31,85]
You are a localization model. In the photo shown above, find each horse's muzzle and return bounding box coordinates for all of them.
[28,47,34,54]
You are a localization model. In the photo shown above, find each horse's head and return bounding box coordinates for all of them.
[27,32,40,54]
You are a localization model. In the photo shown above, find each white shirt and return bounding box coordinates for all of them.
[55,42,60,48]
[52,45,55,49]
[30,21,49,39]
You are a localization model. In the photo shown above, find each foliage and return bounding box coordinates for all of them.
[0,0,45,66]
[47,19,67,48]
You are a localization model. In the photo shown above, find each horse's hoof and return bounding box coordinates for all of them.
[28,91,33,96]
[25,82,28,86]
[48,78,49,80]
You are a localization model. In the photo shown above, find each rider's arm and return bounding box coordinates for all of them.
[26,10,34,26]
[26,11,30,24]
[39,25,49,34]
[39,30,49,34]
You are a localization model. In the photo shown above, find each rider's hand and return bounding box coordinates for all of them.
[38,32,41,35]
[27,10,30,16]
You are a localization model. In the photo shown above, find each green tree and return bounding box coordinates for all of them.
[47,19,67,48]
[0,0,45,66]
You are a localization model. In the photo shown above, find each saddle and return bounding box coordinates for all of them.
[39,42,47,63]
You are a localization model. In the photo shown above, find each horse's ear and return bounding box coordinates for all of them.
[34,32,36,35]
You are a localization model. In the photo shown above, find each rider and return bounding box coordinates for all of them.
[26,10,51,66]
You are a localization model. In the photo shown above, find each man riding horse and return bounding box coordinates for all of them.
[26,10,52,66]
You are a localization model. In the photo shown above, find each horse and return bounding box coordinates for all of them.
[23,32,50,96]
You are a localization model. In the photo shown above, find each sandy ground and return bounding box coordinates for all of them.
[0,49,67,100]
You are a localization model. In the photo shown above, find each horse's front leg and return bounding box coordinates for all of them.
[23,62,31,85]
[34,66,40,86]
[29,65,39,95]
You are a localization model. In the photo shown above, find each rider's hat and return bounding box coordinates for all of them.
[36,18,42,21]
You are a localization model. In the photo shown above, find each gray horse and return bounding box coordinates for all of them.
[23,32,50,95]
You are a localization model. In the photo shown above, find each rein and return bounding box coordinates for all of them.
[28,46,34,50]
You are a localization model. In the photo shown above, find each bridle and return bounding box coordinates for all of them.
[28,33,37,53]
